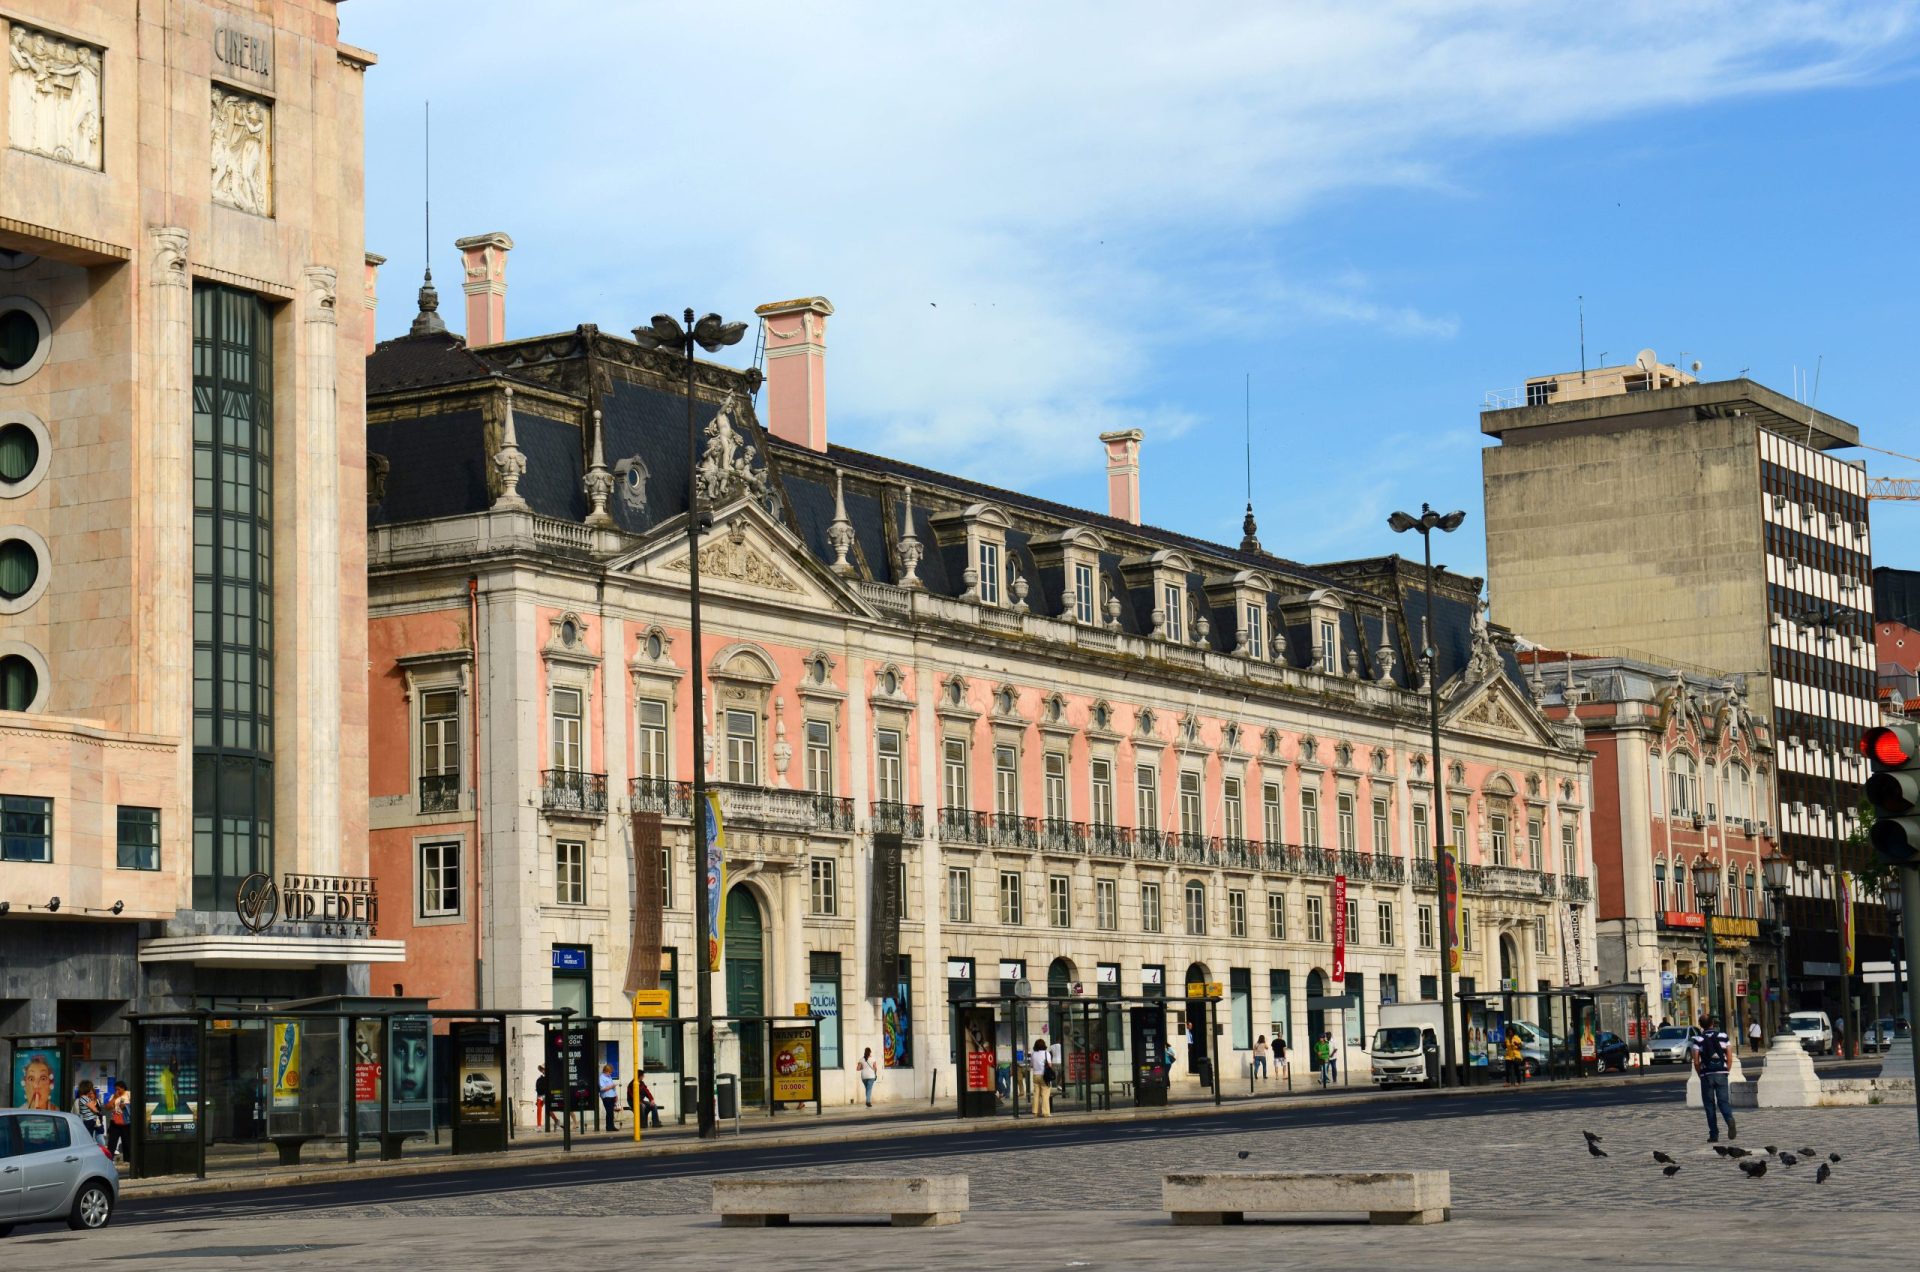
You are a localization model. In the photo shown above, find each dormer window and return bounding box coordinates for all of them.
[1319,619,1338,674]
[1244,602,1265,659]
[978,541,1002,605]
[932,502,1013,607]
[1073,563,1097,624]
[1163,582,1185,642]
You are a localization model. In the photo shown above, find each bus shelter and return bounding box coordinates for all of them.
[1459,983,1651,1081]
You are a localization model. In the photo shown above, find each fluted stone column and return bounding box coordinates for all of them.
[299,265,342,873]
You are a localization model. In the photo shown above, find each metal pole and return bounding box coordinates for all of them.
[686,312,718,1139]
[378,1017,393,1160]
[1702,904,1718,1028]
[345,1013,358,1166]
[559,1010,574,1152]
[1823,626,1851,1058]
[195,1011,209,1180]
[1423,527,1457,1088]
[1901,865,1920,1150]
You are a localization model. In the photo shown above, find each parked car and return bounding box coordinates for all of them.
[0,1110,118,1237]
[1548,1030,1632,1072]
[1859,1018,1912,1053]
[1785,1011,1834,1055]
[1648,1025,1701,1065]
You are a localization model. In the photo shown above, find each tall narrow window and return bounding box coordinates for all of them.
[1179,771,1203,835]
[556,840,586,905]
[1222,777,1244,841]
[1300,787,1320,847]
[1412,803,1430,860]
[1527,817,1543,871]
[943,738,969,811]
[1185,880,1207,934]
[875,728,903,803]
[1377,901,1394,946]
[999,870,1023,924]
[636,699,669,783]
[1418,904,1434,948]
[809,856,837,915]
[1096,878,1117,929]
[1337,792,1356,852]
[804,720,833,794]
[1534,921,1548,955]
[1449,807,1467,857]
[1141,881,1162,933]
[1306,894,1324,942]
[420,689,460,811]
[1073,562,1096,624]
[1266,892,1286,940]
[978,541,1001,604]
[1371,797,1389,853]
[1490,813,1509,866]
[1228,889,1247,938]
[1243,602,1264,659]
[419,839,461,917]
[994,745,1019,816]
[1163,583,1184,641]
[1090,758,1115,828]
[1345,897,1360,944]
[191,284,274,911]
[1560,822,1577,870]
[1319,619,1337,673]
[551,688,584,772]
[947,867,972,922]
[1049,875,1071,928]
[1262,783,1282,844]
[1461,907,1473,952]
[1044,752,1068,822]
[1135,763,1159,832]
[725,709,759,785]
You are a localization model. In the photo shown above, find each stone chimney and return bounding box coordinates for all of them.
[363,253,384,355]
[754,296,833,452]
[455,232,514,347]
[1100,429,1143,525]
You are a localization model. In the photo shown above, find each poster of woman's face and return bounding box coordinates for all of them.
[11,1049,60,1110]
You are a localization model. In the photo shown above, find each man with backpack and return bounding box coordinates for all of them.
[1689,1014,1736,1142]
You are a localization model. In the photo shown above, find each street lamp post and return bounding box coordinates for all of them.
[1389,502,1466,1086]
[1694,855,1720,1025]
[1763,854,1797,1035]
[1792,604,1857,1057]
[631,309,749,1139]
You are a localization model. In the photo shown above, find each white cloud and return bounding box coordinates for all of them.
[348,1,1918,487]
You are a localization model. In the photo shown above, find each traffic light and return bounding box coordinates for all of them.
[1861,722,1920,865]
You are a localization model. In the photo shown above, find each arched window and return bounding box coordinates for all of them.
[1673,860,1687,908]
[1728,765,1751,822]
[1744,869,1756,918]
[1654,859,1668,911]
[1670,754,1697,818]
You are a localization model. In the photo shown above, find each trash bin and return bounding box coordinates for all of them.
[679,1075,697,1123]
[715,1074,738,1121]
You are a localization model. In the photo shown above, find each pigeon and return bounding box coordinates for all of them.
[1662,1164,1682,1177]
[1738,1159,1767,1178]
[1724,1147,1751,1159]
[1764,1145,1779,1155]
[1828,1153,1842,1164]
[1712,1145,1734,1158]
[1799,1147,1817,1158]
[1779,1153,1798,1167]
[1586,1140,1608,1158]
[1582,1130,1603,1144]
[1237,1151,1251,1160]
[1652,1151,1675,1165]
[1816,1163,1832,1184]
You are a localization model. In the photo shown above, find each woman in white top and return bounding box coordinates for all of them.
[855,1047,879,1106]
[1252,1035,1270,1080]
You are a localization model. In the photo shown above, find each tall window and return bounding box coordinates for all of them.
[1527,817,1543,871]
[1412,803,1430,860]
[550,687,584,772]
[1222,777,1244,841]
[978,541,1001,604]
[1228,889,1247,938]
[1744,869,1756,917]
[1371,798,1389,852]
[1418,904,1434,948]
[636,699,668,782]
[1337,792,1356,852]
[420,689,460,808]
[1044,752,1068,822]
[1377,901,1394,946]
[1300,787,1320,847]
[1163,583,1184,641]
[1262,783,1283,844]
[1179,771,1203,835]
[1670,754,1698,817]
[1306,894,1324,942]
[1266,892,1286,940]
[1534,921,1548,955]
[1243,602,1264,659]
[1449,807,1467,856]
[1096,878,1117,929]
[556,840,586,905]
[1560,822,1577,870]
[1141,880,1162,933]
[809,856,837,915]
[942,738,968,810]
[1074,562,1096,624]
[191,284,274,911]
[1345,897,1360,943]
[419,839,461,917]
[1185,880,1207,934]
[875,728,903,802]
[116,806,161,872]
[1490,813,1509,866]
[804,720,832,794]
[1090,758,1115,828]
[725,709,758,784]
[1461,907,1474,951]
[994,745,1019,815]
[1049,875,1071,928]
[947,867,972,922]
[1319,619,1337,673]
[1654,859,1668,910]
[1135,763,1159,832]
[999,870,1023,924]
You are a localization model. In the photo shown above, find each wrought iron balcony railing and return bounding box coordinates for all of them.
[418,772,461,815]
[541,769,608,815]
[871,800,925,839]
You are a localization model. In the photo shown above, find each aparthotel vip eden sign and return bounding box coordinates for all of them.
[236,871,379,937]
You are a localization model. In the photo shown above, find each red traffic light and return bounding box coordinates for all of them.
[1862,726,1917,769]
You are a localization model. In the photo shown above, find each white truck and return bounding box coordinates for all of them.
[1370,1001,1445,1087]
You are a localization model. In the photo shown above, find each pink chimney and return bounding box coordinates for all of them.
[1101,429,1144,524]
[754,296,834,452]
[455,232,514,346]
[363,253,384,355]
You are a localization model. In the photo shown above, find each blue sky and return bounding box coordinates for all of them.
[344,2,1920,585]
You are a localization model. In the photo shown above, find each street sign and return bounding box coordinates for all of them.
[1865,971,1898,985]
[793,1001,811,1018]
[1862,961,1906,974]
[631,989,671,1018]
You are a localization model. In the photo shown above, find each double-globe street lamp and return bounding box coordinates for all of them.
[1388,502,1466,1087]
[632,309,750,1139]
[1693,854,1721,1027]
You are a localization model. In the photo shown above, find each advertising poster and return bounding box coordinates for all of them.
[882,967,913,1069]
[1440,848,1461,974]
[543,1021,598,1111]
[769,1025,817,1103]
[703,793,726,973]
[1331,874,1348,982]
[144,1025,200,1136]
[961,1008,995,1093]
[866,831,904,998]
[451,1022,503,1125]
[10,1047,60,1110]
[624,811,665,995]
[388,1016,432,1118]
[353,1018,383,1106]
[270,1022,301,1109]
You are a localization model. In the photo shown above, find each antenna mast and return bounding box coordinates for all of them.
[1239,371,1261,553]
[1578,295,1586,381]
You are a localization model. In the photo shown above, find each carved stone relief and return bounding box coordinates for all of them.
[8,25,102,169]
[666,524,800,593]
[211,86,273,215]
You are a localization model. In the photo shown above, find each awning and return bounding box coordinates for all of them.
[137,934,406,969]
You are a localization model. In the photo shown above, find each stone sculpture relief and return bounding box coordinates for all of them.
[8,25,102,169]
[694,393,770,509]
[211,87,273,215]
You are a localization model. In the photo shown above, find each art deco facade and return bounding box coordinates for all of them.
[364,255,1598,1110]
[0,1,383,1037]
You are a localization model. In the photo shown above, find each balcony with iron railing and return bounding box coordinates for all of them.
[937,806,993,846]
[418,773,461,815]
[1038,817,1085,854]
[871,800,925,839]
[541,769,608,816]
[625,778,855,833]
[1560,874,1593,902]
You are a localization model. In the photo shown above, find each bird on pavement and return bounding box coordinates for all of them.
[1779,1153,1799,1167]
[1738,1159,1768,1178]
[1828,1153,1842,1164]
[1799,1147,1817,1158]
[1662,1164,1682,1177]
[1582,1130,1603,1145]
[1816,1163,1832,1184]
[1712,1145,1734,1158]
[1724,1147,1752,1158]
[1237,1151,1251,1160]
[1652,1151,1675,1165]
[1764,1145,1778,1155]
[1586,1140,1607,1158]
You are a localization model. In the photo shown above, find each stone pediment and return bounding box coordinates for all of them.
[615,499,877,619]
[1444,675,1561,748]
[667,526,801,593]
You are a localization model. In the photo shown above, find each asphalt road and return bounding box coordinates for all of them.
[118,1074,1692,1226]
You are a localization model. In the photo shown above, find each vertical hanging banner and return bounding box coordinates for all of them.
[1840,871,1856,976]
[625,811,665,995]
[1440,847,1461,974]
[868,831,904,999]
[1331,875,1348,982]
[704,793,726,973]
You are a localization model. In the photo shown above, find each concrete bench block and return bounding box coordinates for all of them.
[711,1175,968,1228]
[1162,1170,1450,1225]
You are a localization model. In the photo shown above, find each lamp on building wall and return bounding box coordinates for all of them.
[1764,854,1796,1032]
[631,307,749,1141]
[1388,501,1466,1087]
[1693,856,1719,1024]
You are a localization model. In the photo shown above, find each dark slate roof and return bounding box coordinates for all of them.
[368,408,491,525]
[366,331,499,395]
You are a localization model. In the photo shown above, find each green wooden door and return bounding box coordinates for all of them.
[725,888,766,1103]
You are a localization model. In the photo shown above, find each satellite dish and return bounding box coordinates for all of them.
[1635,348,1658,372]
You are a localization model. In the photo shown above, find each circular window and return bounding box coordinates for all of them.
[0,296,51,384]
[0,529,49,613]
[0,652,39,712]
[0,412,48,497]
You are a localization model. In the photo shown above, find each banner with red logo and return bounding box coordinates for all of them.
[1332,874,1347,982]
[1440,847,1461,974]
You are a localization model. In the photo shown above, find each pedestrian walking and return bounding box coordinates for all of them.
[1029,1037,1054,1117]
[1747,1016,1763,1054]
[1313,1033,1333,1088]
[1503,1027,1525,1086]
[535,1065,550,1130]
[1252,1035,1270,1080]
[71,1081,104,1146]
[598,1064,619,1131]
[856,1047,879,1107]
[1275,1036,1290,1081]
[1689,1013,1737,1142]
[105,1085,131,1164]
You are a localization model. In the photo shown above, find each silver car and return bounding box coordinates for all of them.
[0,1110,119,1236]
[1648,1025,1701,1064]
